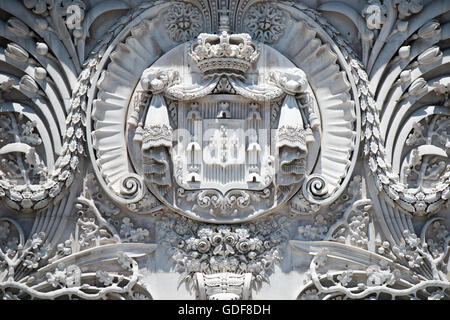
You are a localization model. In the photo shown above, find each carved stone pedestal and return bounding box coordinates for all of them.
[195,272,252,300]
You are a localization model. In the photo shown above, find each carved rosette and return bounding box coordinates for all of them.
[244,2,287,43]
[165,3,204,43]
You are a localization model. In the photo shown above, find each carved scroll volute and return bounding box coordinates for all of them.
[269,69,314,187]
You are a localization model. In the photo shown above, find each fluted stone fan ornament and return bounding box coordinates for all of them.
[0,0,448,301]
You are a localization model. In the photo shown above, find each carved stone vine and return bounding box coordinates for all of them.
[298,216,450,300]
[295,176,370,247]
[0,171,154,300]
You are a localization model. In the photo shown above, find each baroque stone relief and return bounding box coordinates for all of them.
[0,0,448,300]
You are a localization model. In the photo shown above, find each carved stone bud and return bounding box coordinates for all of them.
[19,75,39,93]
[398,46,410,59]
[36,42,48,56]
[7,18,30,37]
[35,67,47,80]
[5,43,29,62]
[417,20,441,39]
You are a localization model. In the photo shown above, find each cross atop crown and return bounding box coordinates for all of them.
[218,7,231,32]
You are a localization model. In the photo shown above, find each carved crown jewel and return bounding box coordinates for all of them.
[189,31,260,77]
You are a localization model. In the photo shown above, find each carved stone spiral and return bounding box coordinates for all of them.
[119,174,145,202]
[303,174,329,203]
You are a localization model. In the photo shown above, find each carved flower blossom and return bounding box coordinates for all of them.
[234,227,250,239]
[236,238,251,253]
[314,250,328,268]
[257,220,275,236]
[174,217,192,235]
[366,265,400,287]
[96,270,113,286]
[119,217,149,243]
[46,264,81,288]
[56,240,72,257]
[337,270,353,286]
[394,0,423,19]
[117,252,134,271]
[30,232,45,249]
[23,0,53,16]
[224,232,238,246]
[210,232,223,246]
[197,226,214,239]
[159,214,289,286]
[46,264,67,288]
[197,238,211,253]
[165,3,203,43]
[245,2,286,43]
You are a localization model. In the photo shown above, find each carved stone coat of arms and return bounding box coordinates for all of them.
[0,0,449,301]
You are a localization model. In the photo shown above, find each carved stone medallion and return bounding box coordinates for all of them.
[1,0,448,302]
[90,20,358,223]
[134,31,314,222]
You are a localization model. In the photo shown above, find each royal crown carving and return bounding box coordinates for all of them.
[0,0,448,302]
[189,31,260,77]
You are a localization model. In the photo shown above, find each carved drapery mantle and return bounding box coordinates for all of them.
[0,0,448,300]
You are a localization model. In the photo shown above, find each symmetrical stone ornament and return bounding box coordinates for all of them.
[244,2,287,43]
[0,0,448,300]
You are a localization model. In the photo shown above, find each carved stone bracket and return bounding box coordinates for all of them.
[195,272,252,300]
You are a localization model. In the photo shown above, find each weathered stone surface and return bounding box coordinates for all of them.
[0,0,448,300]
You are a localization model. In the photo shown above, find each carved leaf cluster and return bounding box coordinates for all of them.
[157,213,290,288]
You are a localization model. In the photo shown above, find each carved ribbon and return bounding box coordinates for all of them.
[270,70,312,186]
[140,68,178,188]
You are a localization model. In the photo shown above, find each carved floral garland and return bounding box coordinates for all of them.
[157,213,290,291]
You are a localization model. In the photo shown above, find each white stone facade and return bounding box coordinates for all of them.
[0,0,448,300]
